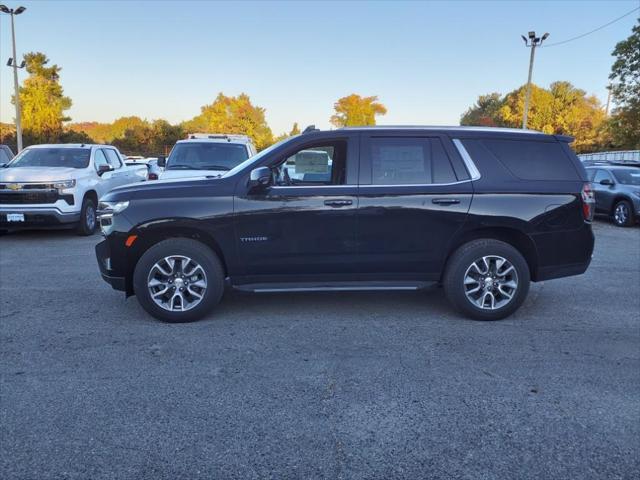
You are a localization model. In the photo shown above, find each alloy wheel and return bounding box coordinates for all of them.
[86,205,96,231]
[147,255,208,312]
[614,203,628,225]
[463,255,518,310]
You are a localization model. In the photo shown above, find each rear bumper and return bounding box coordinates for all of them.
[0,207,80,229]
[531,223,594,281]
[95,239,126,291]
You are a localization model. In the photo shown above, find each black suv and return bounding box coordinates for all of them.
[585,164,640,227]
[95,126,595,322]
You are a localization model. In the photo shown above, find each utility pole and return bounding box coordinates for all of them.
[1,5,27,152]
[521,31,549,129]
[605,85,612,116]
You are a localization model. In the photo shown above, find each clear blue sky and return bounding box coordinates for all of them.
[0,0,637,134]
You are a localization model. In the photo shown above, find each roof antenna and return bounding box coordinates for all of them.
[302,125,318,134]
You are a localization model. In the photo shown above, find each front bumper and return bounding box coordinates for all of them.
[95,239,126,291]
[0,207,80,229]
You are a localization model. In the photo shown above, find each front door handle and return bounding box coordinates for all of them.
[432,198,460,205]
[324,199,353,207]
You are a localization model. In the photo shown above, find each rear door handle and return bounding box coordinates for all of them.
[324,199,353,207]
[432,198,460,205]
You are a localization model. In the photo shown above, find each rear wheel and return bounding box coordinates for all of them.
[133,238,225,322]
[444,239,530,321]
[76,197,97,236]
[612,200,634,227]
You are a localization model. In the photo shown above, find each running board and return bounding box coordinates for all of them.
[233,281,435,293]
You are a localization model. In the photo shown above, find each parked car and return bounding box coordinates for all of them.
[145,158,163,180]
[585,165,640,227]
[0,144,14,166]
[95,126,595,323]
[158,134,257,181]
[0,144,147,235]
[123,156,163,180]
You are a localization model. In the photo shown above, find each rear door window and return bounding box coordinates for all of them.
[481,139,579,181]
[104,149,122,168]
[368,137,457,185]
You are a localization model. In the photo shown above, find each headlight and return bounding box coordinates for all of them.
[98,200,129,215]
[53,179,76,189]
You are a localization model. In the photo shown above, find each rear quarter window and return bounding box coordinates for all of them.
[481,139,580,181]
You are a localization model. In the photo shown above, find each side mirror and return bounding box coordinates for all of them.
[600,178,614,186]
[248,166,272,188]
[157,155,166,168]
[97,164,114,176]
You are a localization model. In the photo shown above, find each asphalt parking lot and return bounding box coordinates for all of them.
[1,220,639,479]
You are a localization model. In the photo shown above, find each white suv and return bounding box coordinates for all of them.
[0,144,147,235]
[159,134,257,181]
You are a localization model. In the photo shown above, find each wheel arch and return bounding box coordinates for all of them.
[124,224,229,295]
[610,196,632,215]
[83,189,98,206]
[442,227,539,281]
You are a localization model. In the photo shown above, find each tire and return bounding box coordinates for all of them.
[76,197,97,236]
[133,238,225,323]
[443,239,530,321]
[612,200,634,227]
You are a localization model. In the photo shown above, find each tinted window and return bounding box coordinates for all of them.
[274,141,347,185]
[7,148,90,169]
[593,170,611,183]
[167,143,249,171]
[482,139,579,181]
[612,168,640,186]
[104,149,122,168]
[94,150,109,170]
[369,137,457,185]
[586,168,596,181]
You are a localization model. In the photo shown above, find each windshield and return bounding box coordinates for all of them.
[166,143,249,171]
[7,148,90,169]
[224,137,295,177]
[612,168,640,186]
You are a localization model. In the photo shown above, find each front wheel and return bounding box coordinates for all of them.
[76,197,97,236]
[443,239,530,321]
[133,238,225,322]
[612,200,634,227]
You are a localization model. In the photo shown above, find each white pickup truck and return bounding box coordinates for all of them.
[0,144,147,235]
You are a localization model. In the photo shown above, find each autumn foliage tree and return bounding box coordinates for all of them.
[14,52,72,143]
[330,94,387,127]
[461,82,607,152]
[183,93,273,150]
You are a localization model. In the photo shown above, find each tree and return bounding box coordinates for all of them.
[461,82,608,152]
[289,122,301,136]
[14,52,72,143]
[330,94,387,127]
[460,93,503,126]
[183,93,273,150]
[273,122,302,143]
[608,17,640,149]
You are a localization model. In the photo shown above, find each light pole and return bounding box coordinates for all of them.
[521,31,549,129]
[1,4,26,152]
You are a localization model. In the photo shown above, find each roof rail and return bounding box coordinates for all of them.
[302,125,319,134]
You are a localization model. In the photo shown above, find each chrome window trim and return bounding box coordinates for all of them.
[269,179,473,189]
[363,180,473,187]
[452,139,482,181]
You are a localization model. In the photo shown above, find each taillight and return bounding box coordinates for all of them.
[581,182,595,222]
[148,173,158,180]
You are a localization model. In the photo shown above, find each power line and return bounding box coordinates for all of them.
[542,6,639,48]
